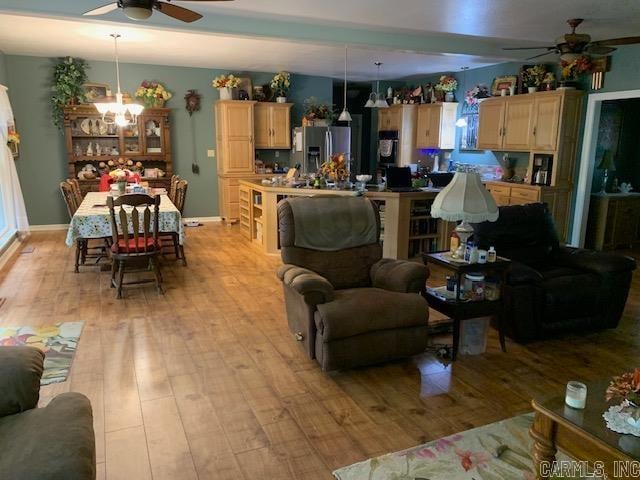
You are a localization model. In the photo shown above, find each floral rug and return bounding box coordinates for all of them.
[334,413,570,480]
[0,322,84,385]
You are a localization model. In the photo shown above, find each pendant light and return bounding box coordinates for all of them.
[455,66,469,127]
[338,45,352,122]
[365,61,388,109]
[95,34,143,127]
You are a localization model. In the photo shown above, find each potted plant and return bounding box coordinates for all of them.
[303,97,334,126]
[135,81,173,108]
[434,74,458,102]
[559,56,591,89]
[522,65,547,93]
[212,74,240,100]
[109,168,129,195]
[51,56,88,128]
[270,71,291,103]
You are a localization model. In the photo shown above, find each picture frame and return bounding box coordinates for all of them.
[82,83,111,103]
[237,77,253,100]
[490,76,517,96]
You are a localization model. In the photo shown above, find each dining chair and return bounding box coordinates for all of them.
[61,181,108,273]
[161,179,188,266]
[67,178,83,206]
[107,193,163,298]
[168,174,180,204]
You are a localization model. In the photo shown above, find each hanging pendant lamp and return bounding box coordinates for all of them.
[455,66,469,127]
[94,34,143,126]
[338,45,352,122]
[365,61,388,109]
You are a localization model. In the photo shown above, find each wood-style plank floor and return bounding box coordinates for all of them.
[0,225,638,480]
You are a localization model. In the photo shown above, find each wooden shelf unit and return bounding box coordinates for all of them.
[63,104,172,194]
[408,198,450,259]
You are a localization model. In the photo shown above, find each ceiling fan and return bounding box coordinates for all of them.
[503,18,640,60]
[84,0,233,23]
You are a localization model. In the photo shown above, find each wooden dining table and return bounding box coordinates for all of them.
[65,191,184,247]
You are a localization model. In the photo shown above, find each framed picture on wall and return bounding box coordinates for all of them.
[490,76,517,96]
[82,83,111,103]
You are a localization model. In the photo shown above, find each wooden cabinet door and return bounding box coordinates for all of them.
[253,104,271,148]
[531,94,562,151]
[502,97,533,151]
[270,105,291,148]
[378,109,391,130]
[225,139,254,173]
[415,105,432,148]
[477,99,505,150]
[387,108,402,130]
[613,199,637,248]
[219,102,254,174]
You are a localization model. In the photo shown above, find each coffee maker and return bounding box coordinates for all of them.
[532,154,553,186]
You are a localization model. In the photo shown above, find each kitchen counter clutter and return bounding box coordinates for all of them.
[238,179,453,259]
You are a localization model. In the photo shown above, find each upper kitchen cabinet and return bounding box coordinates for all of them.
[215,100,256,175]
[378,106,402,131]
[477,98,506,150]
[530,93,562,151]
[415,103,458,149]
[254,103,293,149]
[477,96,533,151]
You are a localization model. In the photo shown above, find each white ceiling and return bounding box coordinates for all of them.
[199,0,640,42]
[0,13,505,80]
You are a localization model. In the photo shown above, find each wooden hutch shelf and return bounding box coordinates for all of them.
[63,104,173,194]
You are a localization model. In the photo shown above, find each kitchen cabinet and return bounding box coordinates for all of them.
[477,97,533,151]
[586,194,640,250]
[531,94,562,151]
[477,99,506,150]
[254,103,292,149]
[215,100,255,175]
[377,105,418,167]
[415,103,458,149]
[378,107,402,130]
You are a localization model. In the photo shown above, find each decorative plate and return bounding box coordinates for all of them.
[603,403,640,436]
[80,118,107,135]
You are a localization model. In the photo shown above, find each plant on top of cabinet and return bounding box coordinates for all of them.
[51,56,88,127]
[434,74,458,102]
[522,64,547,92]
[270,71,290,103]
[212,74,240,100]
[302,97,334,126]
[135,81,173,108]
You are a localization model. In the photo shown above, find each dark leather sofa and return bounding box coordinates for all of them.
[473,203,636,343]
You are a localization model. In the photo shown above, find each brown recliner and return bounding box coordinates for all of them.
[277,196,430,371]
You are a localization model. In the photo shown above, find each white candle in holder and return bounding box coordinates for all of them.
[565,381,587,409]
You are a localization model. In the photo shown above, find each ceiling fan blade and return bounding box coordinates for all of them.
[526,50,559,60]
[585,45,616,55]
[172,0,234,2]
[156,1,202,22]
[84,3,119,16]
[503,46,556,50]
[589,36,640,47]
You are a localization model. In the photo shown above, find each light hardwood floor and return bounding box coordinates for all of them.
[1,225,638,480]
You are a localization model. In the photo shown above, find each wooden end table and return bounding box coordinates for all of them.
[531,380,640,479]
[421,251,510,361]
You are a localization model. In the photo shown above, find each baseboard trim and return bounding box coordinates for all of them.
[0,233,22,271]
[29,224,69,231]
[183,217,222,223]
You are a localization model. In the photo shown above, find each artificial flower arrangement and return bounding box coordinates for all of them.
[522,65,548,87]
[270,71,291,97]
[606,368,640,420]
[464,84,490,106]
[135,81,172,107]
[560,56,592,80]
[303,96,334,122]
[108,168,130,182]
[319,153,348,182]
[212,74,240,89]
[434,75,458,93]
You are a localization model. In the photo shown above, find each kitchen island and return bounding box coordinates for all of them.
[238,179,452,259]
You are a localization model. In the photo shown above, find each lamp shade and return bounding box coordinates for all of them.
[431,171,499,223]
[597,149,616,171]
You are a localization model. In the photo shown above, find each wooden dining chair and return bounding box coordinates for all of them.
[67,178,83,206]
[168,174,180,204]
[161,179,188,266]
[107,193,163,299]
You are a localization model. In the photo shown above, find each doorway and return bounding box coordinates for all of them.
[571,89,640,247]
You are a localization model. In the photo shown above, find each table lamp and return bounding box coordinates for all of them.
[430,166,499,259]
[597,149,616,193]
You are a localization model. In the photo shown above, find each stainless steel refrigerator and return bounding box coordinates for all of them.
[292,126,351,176]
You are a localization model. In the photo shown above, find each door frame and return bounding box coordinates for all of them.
[571,89,640,247]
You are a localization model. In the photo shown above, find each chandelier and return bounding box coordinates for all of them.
[364,61,388,109]
[94,34,143,126]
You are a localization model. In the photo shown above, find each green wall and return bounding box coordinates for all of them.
[4,54,332,225]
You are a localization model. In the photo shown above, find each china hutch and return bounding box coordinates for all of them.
[63,105,173,194]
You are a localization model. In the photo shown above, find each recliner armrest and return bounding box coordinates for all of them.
[555,247,637,275]
[370,258,428,293]
[508,261,544,285]
[0,346,44,417]
[277,264,334,306]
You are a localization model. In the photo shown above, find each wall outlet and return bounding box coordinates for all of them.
[275,151,280,158]
[207,149,215,158]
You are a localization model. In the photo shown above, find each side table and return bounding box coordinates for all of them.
[422,251,511,360]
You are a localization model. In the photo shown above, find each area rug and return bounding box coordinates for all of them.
[334,413,570,480]
[0,322,84,385]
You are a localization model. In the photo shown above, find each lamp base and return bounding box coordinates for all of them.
[453,221,474,260]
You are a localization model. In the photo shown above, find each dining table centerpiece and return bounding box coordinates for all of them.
[603,368,640,435]
[319,153,349,189]
[109,168,129,195]
[135,81,173,108]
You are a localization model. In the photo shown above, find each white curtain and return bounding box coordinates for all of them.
[0,84,29,235]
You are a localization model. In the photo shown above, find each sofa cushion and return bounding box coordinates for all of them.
[0,392,95,480]
[541,272,600,323]
[0,346,43,417]
[315,288,428,341]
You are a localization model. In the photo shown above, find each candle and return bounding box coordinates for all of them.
[565,381,587,409]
